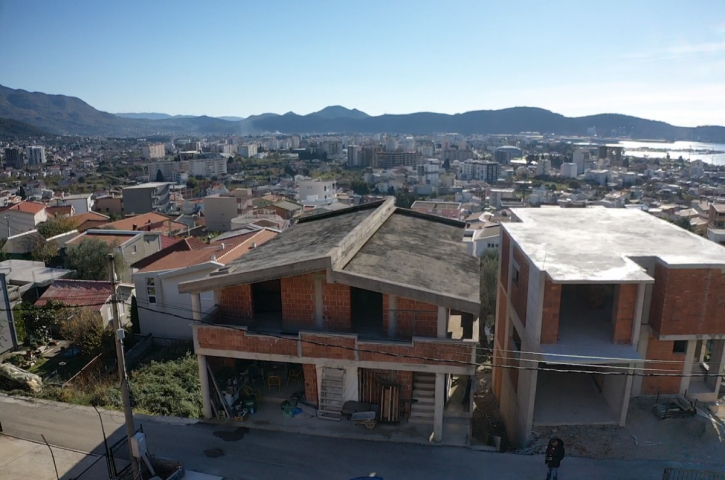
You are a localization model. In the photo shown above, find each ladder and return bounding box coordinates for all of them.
[317,368,344,421]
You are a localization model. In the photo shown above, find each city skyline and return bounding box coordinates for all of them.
[1,1,724,127]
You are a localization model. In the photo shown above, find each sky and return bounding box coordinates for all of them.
[1,0,725,127]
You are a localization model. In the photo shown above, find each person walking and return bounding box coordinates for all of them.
[544,437,565,480]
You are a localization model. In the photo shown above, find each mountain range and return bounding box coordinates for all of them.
[1,84,724,142]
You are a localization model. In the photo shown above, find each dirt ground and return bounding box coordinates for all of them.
[472,366,725,466]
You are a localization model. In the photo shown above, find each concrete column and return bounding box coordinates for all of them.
[198,354,213,419]
[679,339,697,395]
[707,340,725,391]
[314,276,324,328]
[387,295,397,338]
[619,362,635,426]
[437,306,448,339]
[191,293,202,321]
[631,283,646,346]
[432,372,444,443]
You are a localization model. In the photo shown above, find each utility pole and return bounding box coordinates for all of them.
[108,254,140,480]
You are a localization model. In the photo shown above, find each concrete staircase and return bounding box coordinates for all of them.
[409,372,435,424]
[317,368,344,421]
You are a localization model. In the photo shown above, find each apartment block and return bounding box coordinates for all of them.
[238,144,258,157]
[122,182,172,214]
[707,203,725,245]
[493,208,725,447]
[26,146,46,166]
[142,143,166,160]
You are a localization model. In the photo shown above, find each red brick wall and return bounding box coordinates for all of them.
[303,364,318,405]
[649,264,725,337]
[218,284,252,318]
[300,333,356,360]
[197,326,298,356]
[357,339,474,366]
[281,274,316,326]
[506,332,519,394]
[540,278,561,344]
[613,284,637,344]
[495,286,508,350]
[640,334,684,395]
[396,297,439,337]
[500,230,510,292]
[492,349,504,399]
[511,245,529,325]
[323,282,351,331]
[397,370,413,415]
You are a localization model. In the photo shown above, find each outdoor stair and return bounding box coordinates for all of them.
[317,368,344,421]
[409,372,436,424]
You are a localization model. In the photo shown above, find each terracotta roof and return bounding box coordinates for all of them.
[161,236,181,249]
[35,280,112,308]
[66,232,138,247]
[76,219,109,233]
[102,213,173,231]
[129,236,209,270]
[9,201,46,214]
[70,212,109,228]
[46,205,74,217]
[140,229,276,272]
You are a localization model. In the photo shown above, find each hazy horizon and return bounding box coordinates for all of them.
[1,0,724,127]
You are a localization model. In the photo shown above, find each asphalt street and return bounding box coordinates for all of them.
[1,394,722,480]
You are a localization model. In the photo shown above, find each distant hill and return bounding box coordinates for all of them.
[0,118,53,140]
[1,84,723,141]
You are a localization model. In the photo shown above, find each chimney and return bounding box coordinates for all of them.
[132,224,137,230]
[219,243,225,250]
[252,242,257,249]
[210,255,217,262]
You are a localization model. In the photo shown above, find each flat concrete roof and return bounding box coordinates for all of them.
[506,208,725,283]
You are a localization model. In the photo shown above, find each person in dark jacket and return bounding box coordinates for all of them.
[544,437,565,480]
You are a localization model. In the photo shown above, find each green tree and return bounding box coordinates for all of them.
[442,158,451,171]
[567,179,581,189]
[130,296,140,334]
[60,307,111,355]
[675,217,693,232]
[479,249,499,355]
[18,186,27,200]
[14,301,64,346]
[65,238,125,280]
[38,216,76,239]
[30,237,59,264]
[155,170,165,182]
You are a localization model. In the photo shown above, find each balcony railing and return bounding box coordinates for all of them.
[202,308,441,342]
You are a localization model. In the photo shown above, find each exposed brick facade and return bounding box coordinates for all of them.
[496,286,508,350]
[357,339,474,366]
[506,333,519,393]
[281,273,316,326]
[510,245,529,325]
[640,334,684,395]
[613,284,637,344]
[197,325,298,356]
[303,364,318,404]
[540,278,561,344]
[395,296,439,337]
[323,282,351,330]
[217,284,252,318]
[300,334,356,360]
[500,230,510,292]
[648,264,725,337]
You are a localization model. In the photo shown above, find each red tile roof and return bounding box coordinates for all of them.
[9,201,46,214]
[160,236,180,249]
[129,236,208,269]
[139,229,277,272]
[66,232,137,247]
[70,212,109,228]
[46,205,74,217]
[35,280,112,308]
[102,213,173,231]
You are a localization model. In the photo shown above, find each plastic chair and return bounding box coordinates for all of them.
[243,384,262,401]
[267,375,282,392]
[287,367,303,386]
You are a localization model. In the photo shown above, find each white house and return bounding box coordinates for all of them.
[1,201,48,239]
[133,229,277,338]
[53,193,94,214]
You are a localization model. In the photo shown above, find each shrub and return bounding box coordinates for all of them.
[60,308,113,356]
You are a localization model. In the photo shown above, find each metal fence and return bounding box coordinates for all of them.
[107,425,143,479]
[663,468,725,480]
[68,453,111,480]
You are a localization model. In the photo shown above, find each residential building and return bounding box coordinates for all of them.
[493,208,725,447]
[375,152,422,169]
[134,228,277,339]
[321,140,343,157]
[707,202,725,245]
[347,145,361,167]
[494,146,522,165]
[148,157,228,182]
[35,280,133,327]
[69,211,111,232]
[535,159,551,176]
[3,147,23,169]
[290,135,300,149]
[572,149,591,174]
[410,201,464,221]
[122,182,172,214]
[298,180,336,202]
[204,195,238,232]
[52,193,94,214]
[66,230,164,283]
[238,144,258,157]
[269,200,302,220]
[26,146,46,166]
[101,212,187,236]
[460,160,500,183]
[585,169,611,186]
[463,223,501,257]
[177,198,480,442]
[94,195,124,216]
[142,143,166,160]
[560,163,578,179]
[1,201,48,239]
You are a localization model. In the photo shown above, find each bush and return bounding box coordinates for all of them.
[60,308,113,356]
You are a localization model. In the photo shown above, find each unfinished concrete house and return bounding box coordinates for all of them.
[493,207,725,447]
[177,198,480,443]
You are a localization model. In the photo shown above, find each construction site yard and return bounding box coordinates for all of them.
[472,367,725,466]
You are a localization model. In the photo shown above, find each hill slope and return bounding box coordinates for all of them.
[1,84,723,141]
[0,118,53,140]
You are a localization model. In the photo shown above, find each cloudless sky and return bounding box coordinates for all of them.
[1,0,724,126]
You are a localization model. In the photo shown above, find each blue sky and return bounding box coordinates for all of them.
[1,0,724,126]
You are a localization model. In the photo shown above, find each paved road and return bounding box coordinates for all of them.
[0,394,722,480]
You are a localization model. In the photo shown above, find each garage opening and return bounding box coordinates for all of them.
[350,287,383,337]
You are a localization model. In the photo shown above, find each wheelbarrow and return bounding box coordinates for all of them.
[351,411,377,429]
